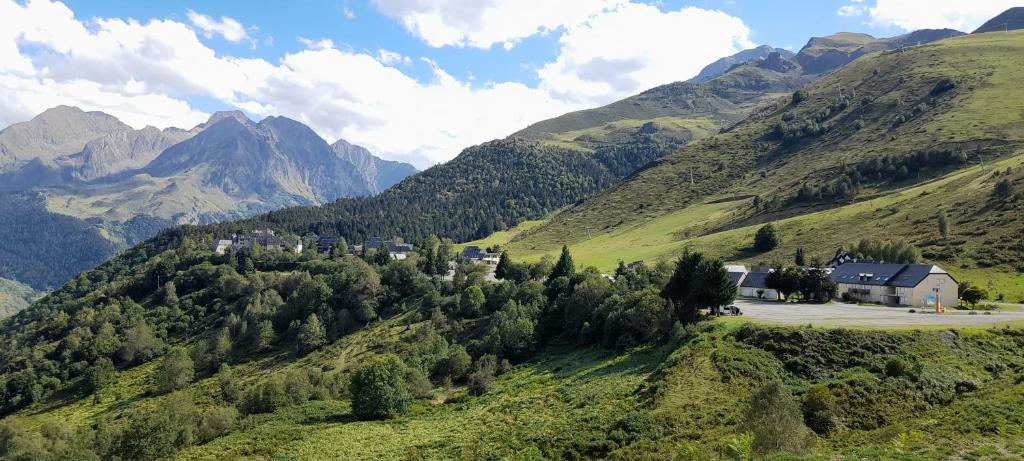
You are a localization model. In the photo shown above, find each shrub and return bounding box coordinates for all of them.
[349,355,412,420]
[801,385,839,435]
[738,381,815,455]
[884,357,917,380]
[197,406,239,443]
[931,78,956,95]
[468,354,498,396]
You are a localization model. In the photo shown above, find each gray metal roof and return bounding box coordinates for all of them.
[830,262,951,288]
[740,272,770,289]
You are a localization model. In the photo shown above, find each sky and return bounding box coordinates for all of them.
[0,0,1018,167]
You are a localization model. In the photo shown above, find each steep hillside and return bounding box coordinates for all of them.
[332,139,419,192]
[242,138,647,242]
[973,7,1024,33]
[503,31,1024,297]
[0,278,40,319]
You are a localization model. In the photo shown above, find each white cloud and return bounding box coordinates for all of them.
[186,9,252,44]
[377,48,411,66]
[837,4,866,18]
[841,0,1018,31]
[370,0,623,49]
[537,3,754,105]
[0,0,754,167]
[298,36,336,50]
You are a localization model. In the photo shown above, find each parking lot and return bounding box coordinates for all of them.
[733,299,1024,328]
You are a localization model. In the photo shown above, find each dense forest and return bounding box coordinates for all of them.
[234,135,680,245]
[0,222,737,459]
[0,193,122,290]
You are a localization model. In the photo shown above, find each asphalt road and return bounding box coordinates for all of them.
[732,299,1024,328]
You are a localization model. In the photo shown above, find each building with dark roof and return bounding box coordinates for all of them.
[739,272,780,300]
[830,262,957,307]
[461,245,499,265]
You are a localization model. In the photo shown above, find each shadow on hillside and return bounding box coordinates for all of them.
[526,343,676,384]
[301,411,358,425]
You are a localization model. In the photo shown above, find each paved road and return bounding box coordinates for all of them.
[733,299,1024,328]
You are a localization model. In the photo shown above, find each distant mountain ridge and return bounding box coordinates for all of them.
[690,45,796,83]
[0,107,416,291]
[973,7,1024,33]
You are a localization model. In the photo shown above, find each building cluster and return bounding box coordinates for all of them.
[460,245,500,265]
[726,253,958,308]
[213,230,303,255]
[314,236,415,260]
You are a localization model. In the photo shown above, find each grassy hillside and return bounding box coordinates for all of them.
[8,311,1024,460]
[500,31,1024,299]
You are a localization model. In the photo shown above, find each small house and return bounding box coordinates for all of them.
[739,272,780,300]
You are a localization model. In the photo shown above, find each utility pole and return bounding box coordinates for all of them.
[584,226,593,239]
[689,166,695,185]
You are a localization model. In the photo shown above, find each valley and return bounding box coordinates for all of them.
[2,6,1024,461]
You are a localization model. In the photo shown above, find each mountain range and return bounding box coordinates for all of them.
[0,107,416,290]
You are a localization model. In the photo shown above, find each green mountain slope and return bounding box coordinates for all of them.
[973,6,1024,33]
[0,278,40,319]
[501,30,1024,297]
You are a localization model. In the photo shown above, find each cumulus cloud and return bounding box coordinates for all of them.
[839,0,1018,31]
[369,0,622,49]
[186,9,252,44]
[0,0,754,167]
[537,3,754,105]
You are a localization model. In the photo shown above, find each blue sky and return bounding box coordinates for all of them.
[1,0,1016,166]
[62,0,909,93]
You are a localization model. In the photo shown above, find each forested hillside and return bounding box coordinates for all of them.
[3,231,1023,459]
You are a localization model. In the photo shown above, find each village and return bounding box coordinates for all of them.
[214,230,964,317]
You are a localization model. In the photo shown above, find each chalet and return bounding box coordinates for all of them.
[461,246,500,265]
[830,262,957,307]
[212,230,303,254]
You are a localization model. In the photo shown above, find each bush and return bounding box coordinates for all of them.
[738,381,815,455]
[801,385,839,435]
[197,406,239,443]
[349,355,412,420]
[931,77,956,95]
[884,357,917,380]
[468,354,498,396]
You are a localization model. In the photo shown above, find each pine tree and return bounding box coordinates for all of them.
[495,252,511,280]
[794,247,806,267]
[548,246,575,282]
